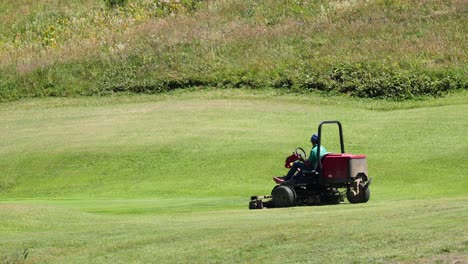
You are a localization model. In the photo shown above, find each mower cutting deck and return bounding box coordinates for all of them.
[249,121,373,209]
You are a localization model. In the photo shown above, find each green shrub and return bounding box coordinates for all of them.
[326,63,466,100]
[104,0,128,9]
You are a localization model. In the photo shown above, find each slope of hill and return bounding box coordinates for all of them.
[1,2,467,262]
[1,89,467,200]
[0,90,467,263]
[0,0,466,101]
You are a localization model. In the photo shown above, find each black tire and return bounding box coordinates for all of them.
[347,186,370,203]
[272,185,296,208]
[361,187,370,203]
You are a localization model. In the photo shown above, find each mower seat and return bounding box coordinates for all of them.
[282,154,331,185]
[294,154,332,184]
[302,153,331,175]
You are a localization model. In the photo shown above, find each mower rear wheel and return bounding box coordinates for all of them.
[272,185,296,208]
[347,186,370,203]
[361,187,370,203]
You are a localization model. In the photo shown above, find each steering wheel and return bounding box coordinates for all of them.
[294,147,307,160]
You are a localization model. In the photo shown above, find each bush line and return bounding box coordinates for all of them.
[0,61,465,102]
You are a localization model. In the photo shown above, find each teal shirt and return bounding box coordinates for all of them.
[308,145,327,169]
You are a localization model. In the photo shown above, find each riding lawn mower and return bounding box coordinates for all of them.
[249,121,373,209]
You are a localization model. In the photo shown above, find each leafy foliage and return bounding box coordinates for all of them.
[326,63,466,100]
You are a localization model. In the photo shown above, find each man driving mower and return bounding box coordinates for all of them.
[273,134,327,184]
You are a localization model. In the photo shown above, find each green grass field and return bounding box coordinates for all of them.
[1,89,467,263]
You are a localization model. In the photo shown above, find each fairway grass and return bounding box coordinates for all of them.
[1,89,467,263]
[0,198,466,263]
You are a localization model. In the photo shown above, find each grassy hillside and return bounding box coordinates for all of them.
[0,90,467,263]
[1,1,467,262]
[0,0,467,101]
[1,89,467,200]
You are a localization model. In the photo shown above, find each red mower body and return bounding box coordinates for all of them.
[322,154,367,183]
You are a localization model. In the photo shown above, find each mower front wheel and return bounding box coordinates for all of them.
[272,185,296,208]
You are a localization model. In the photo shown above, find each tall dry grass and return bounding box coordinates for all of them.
[0,0,466,101]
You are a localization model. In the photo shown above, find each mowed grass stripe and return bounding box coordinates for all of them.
[0,91,467,200]
[0,198,466,263]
